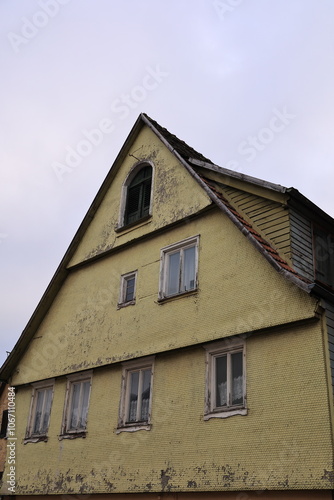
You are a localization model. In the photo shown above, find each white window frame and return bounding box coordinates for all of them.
[159,235,199,300]
[204,338,247,420]
[118,270,137,308]
[117,161,154,229]
[117,357,154,433]
[25,379,55,442]
[60,371,92,438]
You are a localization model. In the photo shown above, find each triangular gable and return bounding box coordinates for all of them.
[68,120,212,267]
[1,113,315,382]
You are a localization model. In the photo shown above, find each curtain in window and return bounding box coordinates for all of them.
[79,381,90,428]
[140,369,151,421]
[33,387,53,435]
[231,351,243,405]
[129,371,139,422]
[216,355,227,407]
[33,391,44,434]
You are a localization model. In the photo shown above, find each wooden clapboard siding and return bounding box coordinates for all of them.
[222,185,292,262]
[290,209,314,281]
[323,301,334,394]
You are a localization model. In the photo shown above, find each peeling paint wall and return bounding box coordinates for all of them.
[12,209,317,384]
[13,493,333,500]
[68,126,212,267]
[2,321,333,494]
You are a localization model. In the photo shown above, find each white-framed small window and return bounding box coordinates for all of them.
[25,380,54,442]
[204,338,246,420]
[118,271,137,307]
[159,235,199,299]
[61,372,92,438]
[117,357,154,433]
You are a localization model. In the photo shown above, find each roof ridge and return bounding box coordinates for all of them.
[143,113,213,164]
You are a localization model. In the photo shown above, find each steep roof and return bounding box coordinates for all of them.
[1,113,316,380]
[142,114,214,164]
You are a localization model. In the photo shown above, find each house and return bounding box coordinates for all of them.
[1,113,334,499]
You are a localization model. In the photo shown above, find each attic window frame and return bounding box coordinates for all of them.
[24,379,55,443]
[119,162,154,229]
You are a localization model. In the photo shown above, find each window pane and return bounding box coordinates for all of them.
[33,390,44,434]
[182,246,196,291]
[231,351,243,405]
[142,179,152,215]
[79,381,90,429]
[167,251,180,295]
[215,355,227,407]
[41,388,52,434]
[128,371,139,422]
[125,277,135,302]
[131,165,151,185]
[69,382,80,430]
[126,185,141,223]
[140,369,151,421]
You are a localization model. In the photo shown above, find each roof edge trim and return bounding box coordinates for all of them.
[188,158,287,193]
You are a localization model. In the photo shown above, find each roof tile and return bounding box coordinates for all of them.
[200,176,309,282]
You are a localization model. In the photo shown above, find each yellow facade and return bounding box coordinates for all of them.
[13,207,317,385]
[1,118,333,496]
[7,321,333,493]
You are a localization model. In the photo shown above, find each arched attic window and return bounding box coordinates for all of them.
[124,164,152,226]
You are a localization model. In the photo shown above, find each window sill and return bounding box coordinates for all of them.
[115,215,152,234]
[158,289,198,304]
[204,408,247,420]
[115,424,151,434]
[117,300,136,309]
[24,435,48,444]
[58,431,87,440]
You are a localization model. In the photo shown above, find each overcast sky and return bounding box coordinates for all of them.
[1,0,334,367]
